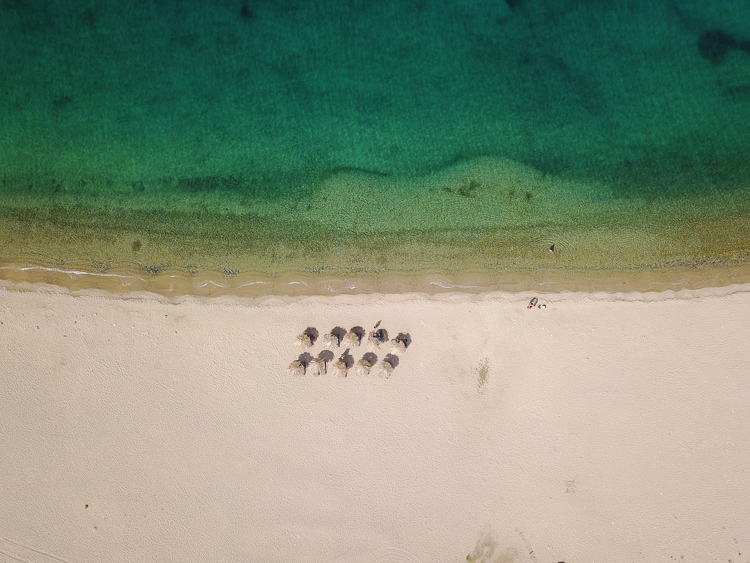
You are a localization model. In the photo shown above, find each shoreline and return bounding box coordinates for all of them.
[3,260,750,299]
[3,159,750,302]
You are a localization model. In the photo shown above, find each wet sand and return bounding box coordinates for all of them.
[3,259,750,299]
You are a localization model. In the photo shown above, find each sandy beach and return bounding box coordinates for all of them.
[3,0,750,559]
[1,281,749,562]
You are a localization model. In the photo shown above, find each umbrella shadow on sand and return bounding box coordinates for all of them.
[355,351,378,376]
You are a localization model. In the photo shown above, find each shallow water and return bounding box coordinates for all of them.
[2,0,750,292]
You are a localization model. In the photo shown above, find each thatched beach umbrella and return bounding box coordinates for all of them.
[295,327,318,350]
[390,332,411,354]
[288,352,312,376]
[330,349,354,377]
[355,359,372,376]
[368,327,389,347]
[321,326,347,349]
[375,359,394,379]
[330,359,348,378]
[376,354,400,379]
[307,357,326,376]
[342,326,365,348]
[317,350,334,375]
[320,333,337,349]
[288,359,305,377]
[355,352,378,376]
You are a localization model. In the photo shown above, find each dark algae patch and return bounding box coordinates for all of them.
[698,29,750,65]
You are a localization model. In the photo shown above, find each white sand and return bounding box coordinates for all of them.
[1,283,749,562]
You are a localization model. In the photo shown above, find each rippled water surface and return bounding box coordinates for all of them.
[2,0,749,289]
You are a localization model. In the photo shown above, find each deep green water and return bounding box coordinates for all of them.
[1,0,750,280]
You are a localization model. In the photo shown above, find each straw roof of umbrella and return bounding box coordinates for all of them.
[330,348,354,377]
[354,358,372,376]
[330,359,348,378]
[376,354,399,379]
[342,326,365,348]
[355,352,378,376]
[390,332,411,354]
[368,327,389,348]
[375,359,394,379]
[288,359,305,377]
[295,327,319,350]
[307,357,326,376]
[321,326,347,349]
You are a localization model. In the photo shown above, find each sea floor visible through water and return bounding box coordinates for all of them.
[2,157,750,296]
[2,0,750,295]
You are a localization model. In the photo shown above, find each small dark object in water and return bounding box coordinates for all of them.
[131,239,142,252]
[52,95,73,108]
[239,3,253,19]
[697,29,744,65]
[548,244,555,253]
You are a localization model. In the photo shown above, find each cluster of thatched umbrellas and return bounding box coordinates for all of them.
[289,323,411,378]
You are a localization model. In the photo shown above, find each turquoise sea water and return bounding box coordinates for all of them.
[2,0,750,287]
